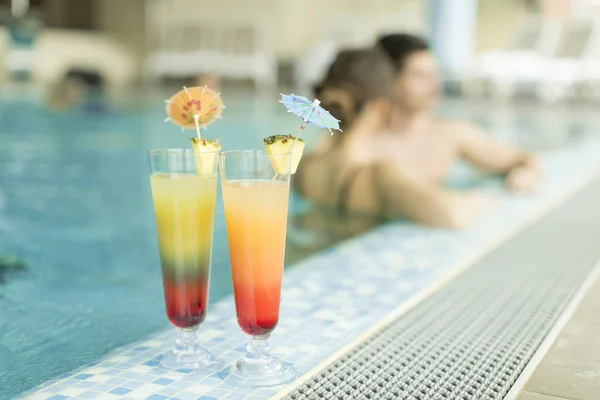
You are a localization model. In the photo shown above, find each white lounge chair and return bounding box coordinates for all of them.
[484,19,600,103]
[144,20,277,88]
[533,19,600,102]
[466,14,561,99]
[0,26,136,89]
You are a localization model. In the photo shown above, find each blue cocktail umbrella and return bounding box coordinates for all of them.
[280,94,341,144]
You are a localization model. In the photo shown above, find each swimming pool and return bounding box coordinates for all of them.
[1,86,598,399]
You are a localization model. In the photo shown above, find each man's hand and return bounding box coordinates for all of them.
[505,164,541,193]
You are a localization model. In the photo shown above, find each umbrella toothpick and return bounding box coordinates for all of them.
[290,100,319,150]
[193,114,202,140]
[290,125,305,151]
[164,117,171,123]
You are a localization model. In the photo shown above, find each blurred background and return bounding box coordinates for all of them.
[2,0,600,98]
[3,0,600,398]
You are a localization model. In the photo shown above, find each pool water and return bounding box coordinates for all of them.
[1,86,598,399]
[0,88,306,398]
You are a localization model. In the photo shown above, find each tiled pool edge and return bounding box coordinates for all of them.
[21,141,600,400]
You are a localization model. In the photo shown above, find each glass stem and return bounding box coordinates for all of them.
[174,327,198,354]
[244,334,271,361]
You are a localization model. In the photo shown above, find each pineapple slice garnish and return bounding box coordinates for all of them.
[264,134,305,175]
[190,138,220,175]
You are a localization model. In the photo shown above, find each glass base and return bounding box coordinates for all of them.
[160,327,223,371]
[160,346,221,371]
[228,335,297,387]
[229,356,297,387]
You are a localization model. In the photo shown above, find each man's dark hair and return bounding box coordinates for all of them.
[376,33,430,71]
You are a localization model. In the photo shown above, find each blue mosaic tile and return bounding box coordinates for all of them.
[119,371,138,379]
[93,383,116,392]
[199,378,222,386]
[110,387,132,395]
[178,393,202,400]
[47,396,69,400]
[107,377,127,385]
[158,387,180,396]
[46,385,67,393]
[211,371,230,380]
[136,374,159,383]
[73,374,93,380]
[153,377,175,385]
[75,381,96,389]
[171,381,192,390]
[116,363,136,370]
[122,381,144,389]
[146,395,169,400]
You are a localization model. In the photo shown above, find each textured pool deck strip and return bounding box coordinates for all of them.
[21,139,600,400]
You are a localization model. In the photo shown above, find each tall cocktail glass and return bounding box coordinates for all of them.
[219,150,297,386]
[148,149,219,370]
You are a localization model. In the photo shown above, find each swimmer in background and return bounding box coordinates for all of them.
[45,70,109,114]
[295,35,541,229]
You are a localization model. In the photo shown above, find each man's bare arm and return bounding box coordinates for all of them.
[373,163,492,228]
[453,122,541,192]
[453,122,535,172]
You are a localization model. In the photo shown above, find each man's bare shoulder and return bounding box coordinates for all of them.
[433,118,480,140]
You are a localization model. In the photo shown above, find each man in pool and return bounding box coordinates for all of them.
[296,35,541,228]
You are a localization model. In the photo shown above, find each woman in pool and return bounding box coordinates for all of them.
[295,35,541,228]
[295,48,395,207]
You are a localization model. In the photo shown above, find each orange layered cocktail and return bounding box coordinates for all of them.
[219,149,297,387]
[222,179,289,336]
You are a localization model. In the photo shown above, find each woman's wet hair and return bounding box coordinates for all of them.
[314,47,395,129]
[376,33,430,72]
